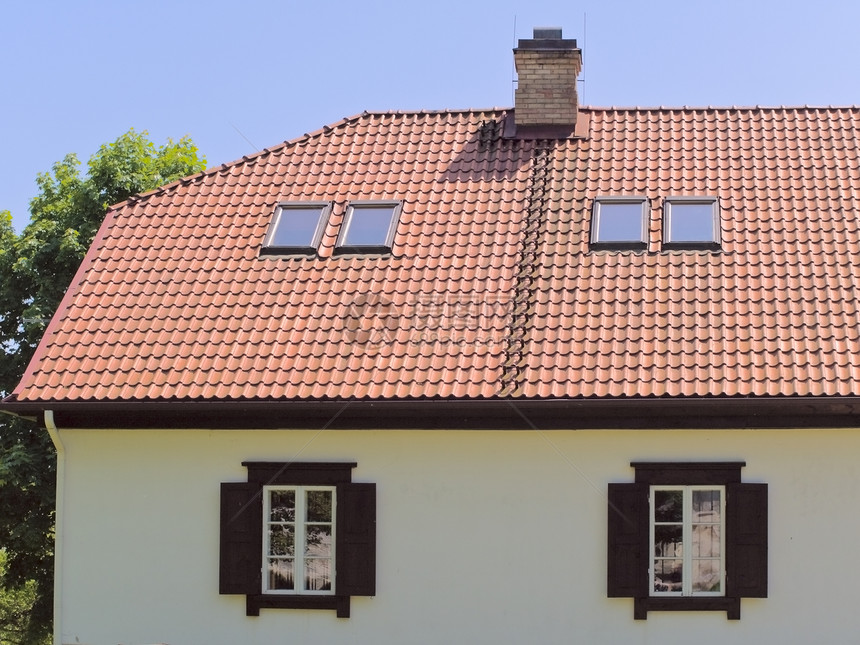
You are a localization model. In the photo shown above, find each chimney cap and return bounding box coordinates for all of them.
[515,26,578,51]
[533,27,563,39]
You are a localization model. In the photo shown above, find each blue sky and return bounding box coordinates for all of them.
[2,0,859,233]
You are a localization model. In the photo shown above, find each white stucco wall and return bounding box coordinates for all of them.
[53,426,860,645]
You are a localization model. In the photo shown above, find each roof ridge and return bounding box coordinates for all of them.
[358,107,511,117]
[581,104,860,112]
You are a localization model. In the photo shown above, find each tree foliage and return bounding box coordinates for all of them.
[0,550,39,645]
[0,130,205,644]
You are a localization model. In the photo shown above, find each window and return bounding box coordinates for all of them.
[651,486,724,596]
[608,462,767,620]
[664,197,720,249]
[220,462,375,617]
[590,198,648,249]
[262,202,330,254]
[335,201,401,253]
[264,486,335,594]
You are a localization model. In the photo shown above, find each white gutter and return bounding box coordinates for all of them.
[44,410,63,645]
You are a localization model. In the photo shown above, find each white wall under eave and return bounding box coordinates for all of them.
[54,427,860,645]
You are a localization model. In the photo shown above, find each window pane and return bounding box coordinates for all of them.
[269,490,295,522]
[595,202,644,242]
[668,202,715,242]
[305,558,332,591]
[268,559,295,590]
[693,560,721,593]
[692,525,720,558]
[269,525,295,556]
[305,525,332,557]
[343,206,396,246]
[306,490,332,522]
[270,207,324,247]
[693,489,721,522]
[654,490,683,522]
[654,559,683,592]
[654,525,683,557]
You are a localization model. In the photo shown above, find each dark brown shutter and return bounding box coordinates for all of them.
[336,482,376,597]
[726,482,768,598]
[220,482,262,595]
[607,482,649,598]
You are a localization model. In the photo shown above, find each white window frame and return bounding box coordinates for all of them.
[650,485,725,598]
[262,485,336,595]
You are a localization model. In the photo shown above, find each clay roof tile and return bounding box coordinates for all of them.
[10,106,860,405]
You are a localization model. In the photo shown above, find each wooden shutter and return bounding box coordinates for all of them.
[220,482,262,595]
[726,482,768,598]
[336,482,376,597]
[607,483,649,598]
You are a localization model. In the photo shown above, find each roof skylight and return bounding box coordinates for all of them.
[262,202,330,254]
[335,201,401,253]
[664,198,721,249]
[590,198,648,250]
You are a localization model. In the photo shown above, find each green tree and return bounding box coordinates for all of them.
[0,550,39,645]
[0,130,205,644]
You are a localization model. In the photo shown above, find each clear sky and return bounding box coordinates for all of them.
[2,0,859,233]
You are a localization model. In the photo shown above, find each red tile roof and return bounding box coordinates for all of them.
[8,106,860,405]
[514,106,860,399]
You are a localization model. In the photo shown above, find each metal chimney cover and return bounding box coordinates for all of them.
[533,27,563,39]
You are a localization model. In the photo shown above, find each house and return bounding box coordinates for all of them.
[5,26,860,644]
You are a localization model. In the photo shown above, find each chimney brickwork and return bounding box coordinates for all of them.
[514,28,582,131]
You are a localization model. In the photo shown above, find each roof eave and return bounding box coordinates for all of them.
[4,396,860,430]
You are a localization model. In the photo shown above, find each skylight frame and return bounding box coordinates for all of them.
[334,200,402,254]
[663,197,722,251]
[261,201,332,255]
[590,197,649,250]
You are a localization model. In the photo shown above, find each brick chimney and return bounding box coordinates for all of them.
[513,27,582,135]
